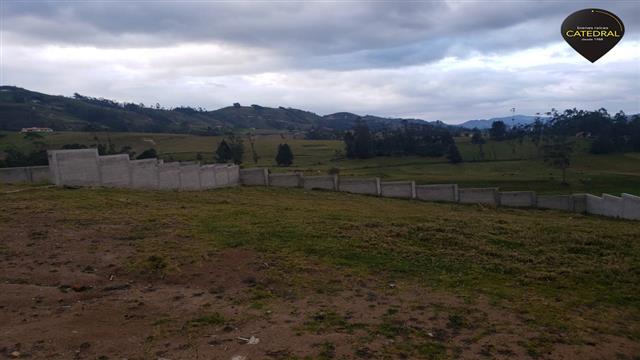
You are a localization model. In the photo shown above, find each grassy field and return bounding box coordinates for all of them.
[1,185,639,359]
[2,131,640,195]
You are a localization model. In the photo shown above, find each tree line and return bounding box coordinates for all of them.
[343,119,462,163]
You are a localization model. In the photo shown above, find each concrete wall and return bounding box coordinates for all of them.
[0,167,31,183]
[622,193,640,220]
[200,165,217,189]
[338,177,380,196]
[571,194,588,213]
[269,173,301,188]
[98,154,131,187]
[7,153,638,221]
[458,188,499,205]
[179,164,201,191]
[227,165,240,186]
[499,191,536,208]
[130,159,158,189]
[48,149,101,186]
[302,175,337,191]
[158,162,181,190]
[537,195,572,211]
[415,184,458,202]
[585,194,605,216]
[603,194,623,218]
[30,166,52,183]
[240,168,269,186]
[380,181,415,199]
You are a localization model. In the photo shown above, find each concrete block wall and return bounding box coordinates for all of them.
[622,193,640,220]
[338,177,380,196]
[130,159,158,189]
[158,163,181,190]
[240,168,269,186]
[98,154,131,187]
[380,181,415,199]
[200,165,217,189]
[302,175,337,191]
[227,165,240,185]
[458,188,499,205]
[0,167,32,184]
[415,184,458,202]
[499,191,536,208]
[571,194,588,214]
[3,154,639,221]
[48,149,101,187]
[269,173,301,187]
[179,164,201,191]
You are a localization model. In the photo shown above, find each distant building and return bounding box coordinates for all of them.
[20,127,53,133]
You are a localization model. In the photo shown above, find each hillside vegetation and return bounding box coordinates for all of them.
[0,86,446,134]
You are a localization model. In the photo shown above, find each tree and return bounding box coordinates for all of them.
[542,137,573,184]
[446,144,463,164]
[275,143,294,166]
[344,131,356,158]
[489,121,507,140]
[227,134,245,164]
[353,119,373,159]
[215,139,233,163]
[470,128,485,160]
[216,135,244,164]
[136,148,158,160]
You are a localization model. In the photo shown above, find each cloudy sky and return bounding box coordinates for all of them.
[1,1,639,124]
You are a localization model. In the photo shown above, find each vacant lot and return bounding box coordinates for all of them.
[1,185,639,359]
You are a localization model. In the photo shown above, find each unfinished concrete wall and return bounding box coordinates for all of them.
[227,165,240,186]
[29,166,52,183]
[458,188,499,205]
[179,164,201,191]
[585,194,605,216]
[338,177,380,196]
[130,159,158,189]
[571,194,588,213]
[214,165,230,187]
[158,162,181,190]
[0,167,31,184]
[48,149,101,186]
[537,195,572,211]
[601,194,623,218]
[302,175,337,191]
[622,193,640,220]
[415,184,458,202]
[98,154,131,187]
[240,168,269,186]
[499,191,536,208]
[200,165,217,189]
[269,173,301,187]
[380,181,415,199]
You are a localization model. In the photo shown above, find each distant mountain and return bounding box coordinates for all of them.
[0,86,453,134]
[457,115,548,129]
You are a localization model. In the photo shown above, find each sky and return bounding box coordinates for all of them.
[1,1,639,124]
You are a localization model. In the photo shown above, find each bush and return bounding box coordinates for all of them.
[275,143,294,166]
[136,148,158,159]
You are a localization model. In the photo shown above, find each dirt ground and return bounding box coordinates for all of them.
[1,190,639,359]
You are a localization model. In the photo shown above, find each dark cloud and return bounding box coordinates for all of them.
[2,1,638,122]
[4,1,638,68]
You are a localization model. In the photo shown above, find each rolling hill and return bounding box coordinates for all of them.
[0,86,457,134]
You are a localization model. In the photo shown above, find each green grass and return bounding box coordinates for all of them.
[2,130,640,194]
